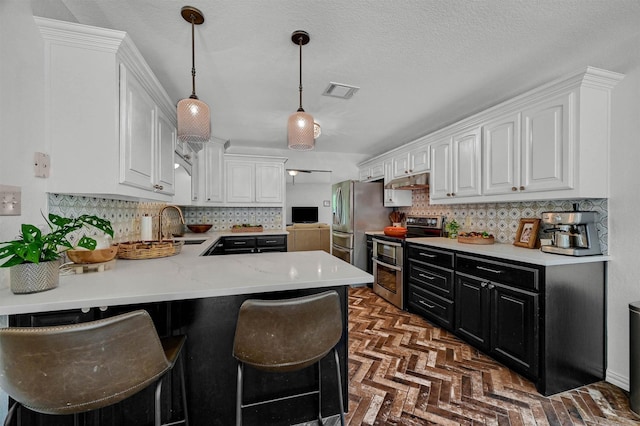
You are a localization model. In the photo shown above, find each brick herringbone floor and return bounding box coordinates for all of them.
[346,287,640,425]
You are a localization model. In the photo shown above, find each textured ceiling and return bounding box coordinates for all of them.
[32,0,640,157]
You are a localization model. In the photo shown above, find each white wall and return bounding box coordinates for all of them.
[605,46,640,390]
[286,182,332,225]
[0,1,51,289]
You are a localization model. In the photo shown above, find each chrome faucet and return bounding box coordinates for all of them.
[158,205,185,241]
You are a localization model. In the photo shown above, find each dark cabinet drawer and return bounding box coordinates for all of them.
[456,254,540,291]
[407,284,454,329]
[225,236,256,248]
[408,261,454,299]
[407,244,454,269]
[256,235,287,247]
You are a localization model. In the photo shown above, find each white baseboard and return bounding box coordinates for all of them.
[606,369,630,392]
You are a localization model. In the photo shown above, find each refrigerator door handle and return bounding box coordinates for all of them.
[333,186,342,226]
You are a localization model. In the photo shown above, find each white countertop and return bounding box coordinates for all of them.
[407,237,610,266]
[0,234,372,315]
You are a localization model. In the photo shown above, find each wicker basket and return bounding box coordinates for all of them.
[117,240,184,260]
[230,226,263,233]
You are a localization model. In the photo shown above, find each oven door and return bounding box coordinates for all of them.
[373,238,403,266]
[373,258,403,309]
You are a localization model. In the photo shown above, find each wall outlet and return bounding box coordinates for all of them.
[0,184,21,216]
[34,152,50,178]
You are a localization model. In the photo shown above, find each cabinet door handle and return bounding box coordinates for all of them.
[265,240,277,244]
[487,284,495,290]
[153,184,164,191]
[511,187,518,191]
[476,265,504,274]
[418,300,435,309]
[418,273,435,280]
[481,282,488,288]
[419,253,436,258]
[234,241,246,245]
[519,186,525,191]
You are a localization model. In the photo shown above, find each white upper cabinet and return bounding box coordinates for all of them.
[452,127,482,198]
[429,138,452,200]
[521,93,572,193]
[193,141,225,204]
[430,127,482,201]
[359,161,385,182]
[391,151,412,179]
[255,162,285,203]
[409,144,430,174]
[482,112,521,196]
[224,155,286,206]
[391,142,430,179]
[37,17,176,201]
[483,95,571,197]
[226,160,255,204]
[430,67,622,204]
[119,64,176,195]
[383,161,412,207]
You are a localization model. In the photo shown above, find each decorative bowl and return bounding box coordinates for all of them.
[383,226,407,238]
[187,224,212,233]
[66,245,118,264]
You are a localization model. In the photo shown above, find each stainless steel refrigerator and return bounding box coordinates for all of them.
[332,180,391,271]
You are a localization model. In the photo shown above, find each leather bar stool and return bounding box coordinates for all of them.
[0,310,188,426]
[233,290,345,426]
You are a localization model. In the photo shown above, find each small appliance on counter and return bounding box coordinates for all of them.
[540,205,601,256]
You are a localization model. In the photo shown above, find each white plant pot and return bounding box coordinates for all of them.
[10,260,60,294]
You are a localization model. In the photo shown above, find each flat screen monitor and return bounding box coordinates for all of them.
[291,206,318,223]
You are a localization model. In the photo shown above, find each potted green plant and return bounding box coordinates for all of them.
[445,219,460,239]
[0,213,114,294]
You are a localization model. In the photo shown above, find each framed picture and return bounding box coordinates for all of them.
[514,218,540,249]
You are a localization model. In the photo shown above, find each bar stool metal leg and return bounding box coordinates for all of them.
[236,363,244,426]
[334,348,346,426]
[155,348,189,426]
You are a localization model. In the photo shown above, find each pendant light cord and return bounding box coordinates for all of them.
[190,13,198,99]
[298,36,304,111]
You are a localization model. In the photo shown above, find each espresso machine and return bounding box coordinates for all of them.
[540,208,601,256]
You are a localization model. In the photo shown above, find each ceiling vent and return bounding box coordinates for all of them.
[322,82,360,99]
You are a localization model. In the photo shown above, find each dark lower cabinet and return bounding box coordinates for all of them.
[406,242,605,396]
[455,272,538,378]
[454,274,490,349]
[207,235,287,255]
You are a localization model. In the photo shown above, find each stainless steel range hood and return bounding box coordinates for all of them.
[384,172,429,190]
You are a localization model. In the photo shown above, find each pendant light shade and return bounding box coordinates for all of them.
[177,97,210,142]
[288,109,315,150]
[288,31,315,151]
[177,6,210,150]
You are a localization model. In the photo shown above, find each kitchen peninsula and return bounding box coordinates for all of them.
[0,243,371,425]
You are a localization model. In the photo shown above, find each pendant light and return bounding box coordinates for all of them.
[177,6,210,151]
[287,30,315,151]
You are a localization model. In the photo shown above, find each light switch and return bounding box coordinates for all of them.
[0,185,21,216]
[34,152,50,178]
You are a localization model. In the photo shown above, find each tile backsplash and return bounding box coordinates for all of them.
[49,192,608,254]
[48,194,284,244]
[398,189,608,254]
[181,206,283,231]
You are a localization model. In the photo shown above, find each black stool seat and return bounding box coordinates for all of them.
[0,309,188,426]
[233,290,345,425]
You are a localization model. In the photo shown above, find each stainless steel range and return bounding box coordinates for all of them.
[372,215,443,309]
[405,216,444,238]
